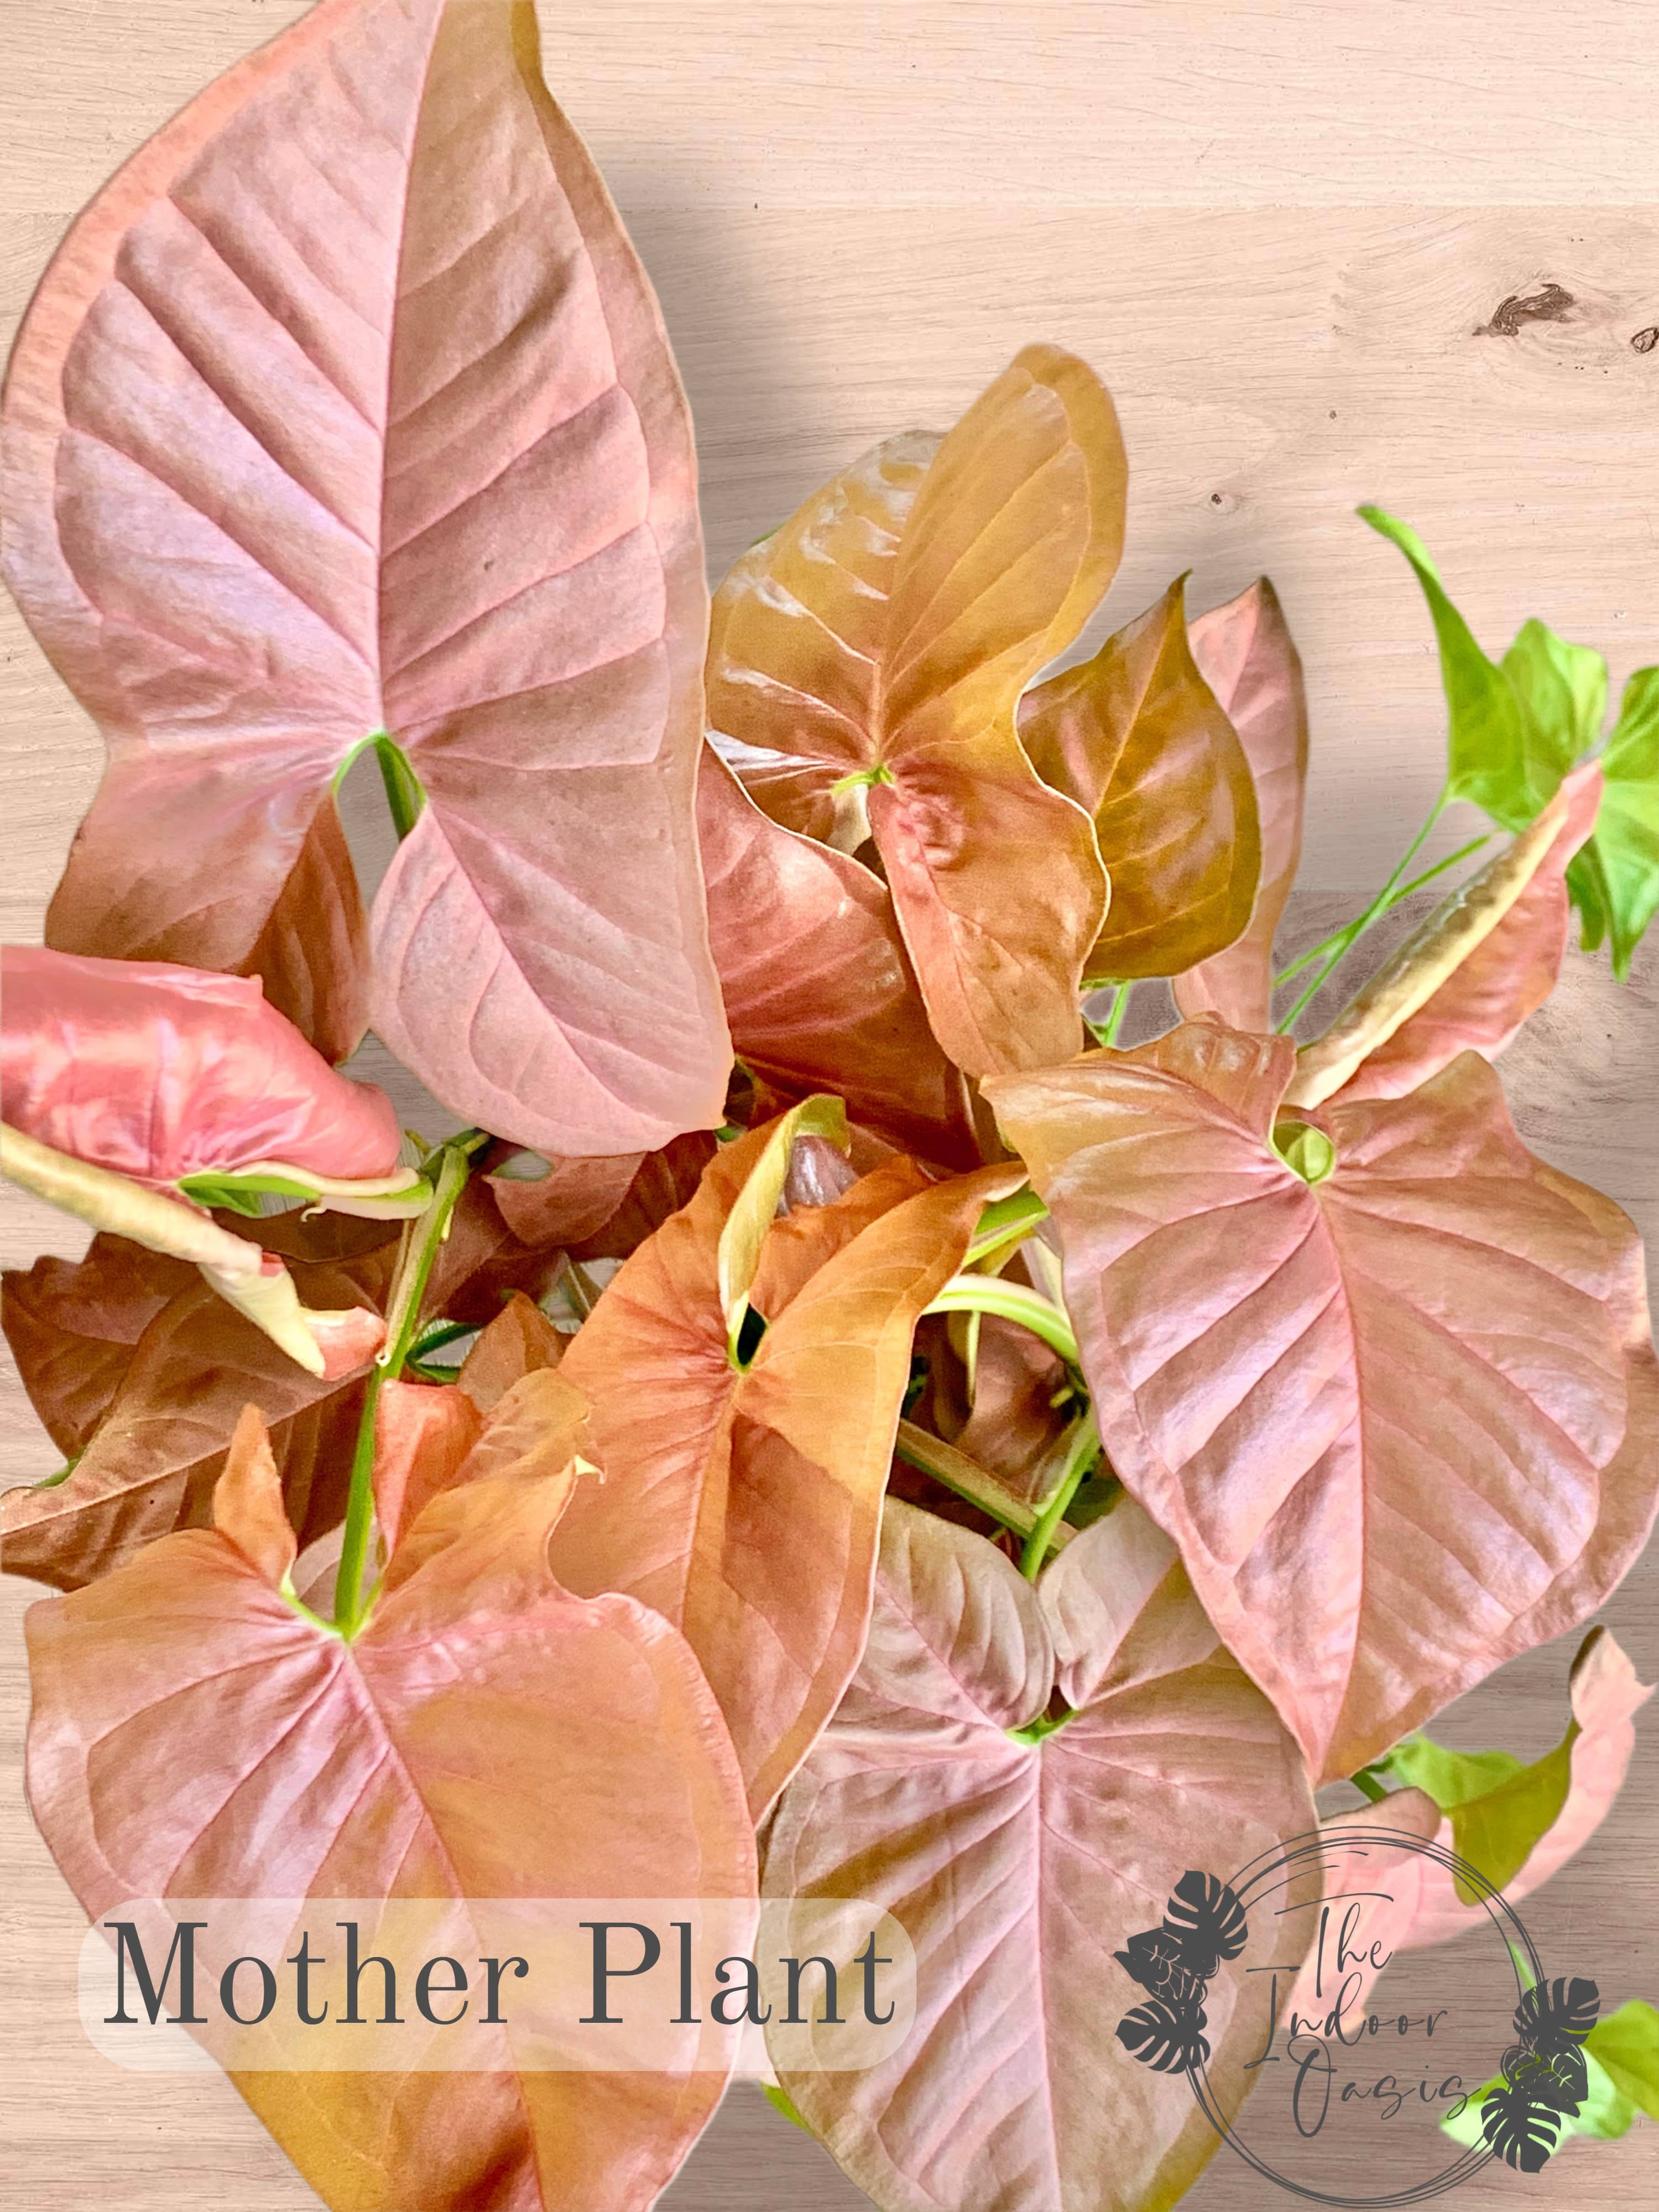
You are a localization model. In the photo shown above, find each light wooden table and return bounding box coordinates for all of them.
[3,4,1657,2206]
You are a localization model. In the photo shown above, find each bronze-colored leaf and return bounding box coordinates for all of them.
[1021,576,1261,978]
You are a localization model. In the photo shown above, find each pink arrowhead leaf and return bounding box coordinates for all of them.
[2,0,730,1154]
[24,1389,757,2212]
[1326,761,1604,1104]
[1,947,401,1188]
[553,1121,1021,1813]
[1172,580,1310,1032]
[763,1496,1316,2212]
[986,1025,1659,1780]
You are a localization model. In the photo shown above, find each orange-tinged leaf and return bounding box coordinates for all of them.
[25,1403,757,2212]
[371,1379,486,1554]
[554,1123,1022,1813]
[708,348,1124,1076]
[212,1402,299,1585]
[1021,576,1261,979]
[715,1094,847,1357]
[1328,761,1604,1104]
[455,1288,567,1411]
[748,1154,936,1324]
[3,0,730,1154]
[2,1239,392,1590]
[488,1149,649,1248]
[1,1237,194,1459]
[763,1498,1316,2212]
[987,1026,1659,1780]
[697,749,979,1167]
[1173,581,1310,1031]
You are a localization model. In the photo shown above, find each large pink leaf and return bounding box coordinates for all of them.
[1328,762,1604,1103]
[1172,581,1309,1031]
[697,749,978,1167]
[1,946,400,1186]
[25,1388,756,2211]
[2,0,729,1154]
[763,1496,1316,2212]
[986,1025,1659,1780]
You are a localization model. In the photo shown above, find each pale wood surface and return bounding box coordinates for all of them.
[3,3,1657,2205]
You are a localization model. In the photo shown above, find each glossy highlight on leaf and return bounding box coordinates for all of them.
[1,949,401,1190]
[708,348,1125,1076]
[762,1497,1316,2212]
[1021,575,1261,979]
[24,1398,757,2212]
[2,0,731,1156]
[987,1026,1659,1779]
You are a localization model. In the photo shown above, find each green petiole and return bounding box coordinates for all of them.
[924,1276,1079,1367]
[1019,1411,1100,1579]
[331,1132,485,1635]
[1276,789,1448,1030]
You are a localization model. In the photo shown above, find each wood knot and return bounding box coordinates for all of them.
[1476,283,1576,337]
[1632,325,1659,355]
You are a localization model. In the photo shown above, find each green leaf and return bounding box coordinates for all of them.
[1444,2046,1637,2152]
[1501,619,1608,760]
[1272,1121,1335,1186]
[962,1184,1049,1268]
[1380,1717,1578,1903]
[1579,668,1659,979]
[1359,507,1580,830]
[761,2082,815,2135]
[1584,2000,1659,2123]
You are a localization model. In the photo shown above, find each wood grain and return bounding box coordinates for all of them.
[3,2,1657,2205]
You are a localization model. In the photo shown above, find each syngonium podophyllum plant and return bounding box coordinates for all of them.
[3,3,1659,2208]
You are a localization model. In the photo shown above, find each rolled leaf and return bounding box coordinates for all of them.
[1021,575,1261,979]
[1327,762,1602,1102]
[697,750,979,1167]
[2,0,730,1154]
[1172,579,1310,1030]
[763,1497,1316,2212]
[986,1026,1659,1780]
[554,1123,1022,1812]
[708,348,1124,1075]
[24,1398,757,2212]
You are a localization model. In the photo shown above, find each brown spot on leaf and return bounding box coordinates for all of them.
[1477,283,1576,337]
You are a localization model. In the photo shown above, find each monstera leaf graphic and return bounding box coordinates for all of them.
[1115,1998,1212,2075]
[1162,1870,1249,1980]
[1500,2043,1589,2117]
[1480,2076,1568,2172]
[1515,1977,1601,2056]
[1115,1927,1207,2011]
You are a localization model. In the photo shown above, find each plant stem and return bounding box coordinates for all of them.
[1349,1766,1390,1805]
[332,1134,481,1633]
[924,1276,1079,1366]
[1020,1411,1100,1579]
[1272,834,1490,992]
[1101,983,1133,1045]
[1276,790,1447,1030]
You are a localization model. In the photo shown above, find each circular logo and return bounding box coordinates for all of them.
[1113,1826,1600,2208]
